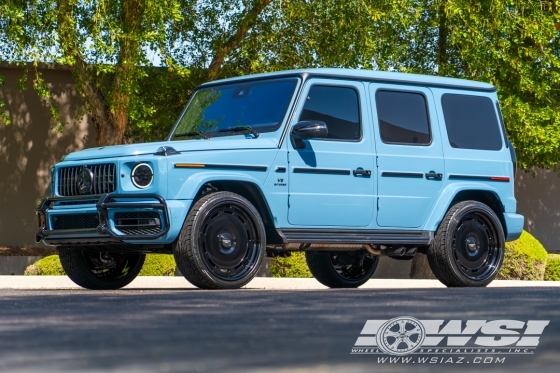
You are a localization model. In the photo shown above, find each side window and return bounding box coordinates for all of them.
[441,94,502,150]
[299,85,361,141]
[375,90,431,145]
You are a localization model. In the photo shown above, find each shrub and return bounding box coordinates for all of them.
[497,230,548,281]
[25,254,176,276]
[544,254,560,281]
[138,254,176,276]
[24,255,66,276]
[270,252,313,278]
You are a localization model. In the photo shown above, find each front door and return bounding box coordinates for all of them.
[369,84,445,228]
[287,79,375,227]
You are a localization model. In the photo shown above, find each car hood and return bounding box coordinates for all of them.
[64,138,280,161]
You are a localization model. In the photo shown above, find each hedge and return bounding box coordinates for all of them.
[497,230,548,281]
[544,254,560,281]
[269,252,312,278]
[25,254,176,276]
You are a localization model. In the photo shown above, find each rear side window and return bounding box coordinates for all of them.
[299,85,361,141]
[375,90,431,145]
[441,94,502,150]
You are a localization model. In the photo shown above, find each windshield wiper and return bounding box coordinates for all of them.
[174,131,209,139]
[218,126,259,138]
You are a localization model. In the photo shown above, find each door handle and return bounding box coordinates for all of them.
[353,169,372,177]
[425,172,443,179]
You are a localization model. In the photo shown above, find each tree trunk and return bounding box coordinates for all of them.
[206,0,273,81]
[437,0,448,75]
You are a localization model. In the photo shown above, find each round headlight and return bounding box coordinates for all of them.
[131,163,153,189]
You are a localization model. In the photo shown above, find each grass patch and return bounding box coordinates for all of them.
[270,252,313,278]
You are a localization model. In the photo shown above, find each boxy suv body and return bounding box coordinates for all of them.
[36,68,523,289]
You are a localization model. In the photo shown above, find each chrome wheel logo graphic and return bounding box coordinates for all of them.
[76,167,94,194]
[376,317,426,356]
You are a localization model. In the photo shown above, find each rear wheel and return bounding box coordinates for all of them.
[58,247,145,290]
[305,251,379,288]
[427,200,505,287]
[174,191,266,289]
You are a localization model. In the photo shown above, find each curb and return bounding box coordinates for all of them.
[1,276,559,290]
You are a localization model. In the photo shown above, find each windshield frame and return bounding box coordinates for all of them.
[167,77,302,141]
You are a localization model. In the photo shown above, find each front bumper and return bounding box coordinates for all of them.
[36,193,170,246]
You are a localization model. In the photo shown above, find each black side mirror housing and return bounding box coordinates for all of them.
[290,121,328,149]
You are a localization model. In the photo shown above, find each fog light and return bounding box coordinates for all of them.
[131,163,154,189]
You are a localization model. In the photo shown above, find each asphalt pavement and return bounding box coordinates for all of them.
[0,277,559,373]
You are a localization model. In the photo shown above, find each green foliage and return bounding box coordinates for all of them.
[544,254,560,281]
[270,252,313,278]
[24,255,66,276]
[24,254,176,276]
[498,230,548,281]
[138,254,176,276]
[2,1,560,167]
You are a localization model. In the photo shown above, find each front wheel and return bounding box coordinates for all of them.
[305,251,379,288]
[58,248,145,290]
[174,191,266,289]
[427,200,505,287]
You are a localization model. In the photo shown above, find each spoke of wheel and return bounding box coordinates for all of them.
[405,327,421,336]
[388,338,402,349]
[401,337,414,349]
[398,320,407,333]
[385,331,401,337]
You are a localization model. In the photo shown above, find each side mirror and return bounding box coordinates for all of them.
[290,121,328,149]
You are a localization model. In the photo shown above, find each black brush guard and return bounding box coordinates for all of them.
[36,193,170,244]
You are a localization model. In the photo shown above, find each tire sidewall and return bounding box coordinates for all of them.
[187,192,266,289]
[443,202,505,287]
[59,247,145,290]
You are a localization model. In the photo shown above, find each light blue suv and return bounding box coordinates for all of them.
[36,68,524,290]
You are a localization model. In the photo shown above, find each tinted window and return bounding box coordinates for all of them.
[441,94,502,150]
[171,79,297,139]
[299,86,361,141]
[376,91,431,145]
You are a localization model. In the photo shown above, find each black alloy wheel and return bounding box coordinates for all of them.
[427,200,505,287]
[174,191,266,289]
[58,247,145,290]
[306,250,379,288]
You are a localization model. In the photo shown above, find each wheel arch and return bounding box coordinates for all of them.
[426,185,507,237]
[190,179,282,244]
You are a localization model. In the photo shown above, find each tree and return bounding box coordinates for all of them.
[0,0,273,145]
[2,0,560,170]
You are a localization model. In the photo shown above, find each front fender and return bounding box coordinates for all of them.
[169,171,267,200]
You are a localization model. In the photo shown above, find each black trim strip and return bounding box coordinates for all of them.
[382,171,424,178]
[174,163,268,172]
[449,175,510,182]
[275,166,286,173]
[278,229,433,245]
[293,167,351,175]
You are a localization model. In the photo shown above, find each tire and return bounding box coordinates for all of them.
[305,251,379,288]
[427,200,505,287]
[174,191,266,289]
[58,247,145,290]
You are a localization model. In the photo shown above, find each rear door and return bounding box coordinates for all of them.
[369,84,445,228]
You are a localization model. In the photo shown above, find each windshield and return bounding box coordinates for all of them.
[170,79,298,140]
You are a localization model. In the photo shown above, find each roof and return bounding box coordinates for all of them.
[201,68,496,92]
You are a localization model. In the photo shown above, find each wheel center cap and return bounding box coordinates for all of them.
[466,237,478,254]
[218,232,236,253]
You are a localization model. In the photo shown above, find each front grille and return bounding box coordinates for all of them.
[114,211,162,235]
[51,214,99,230]
[57,164,117,196]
